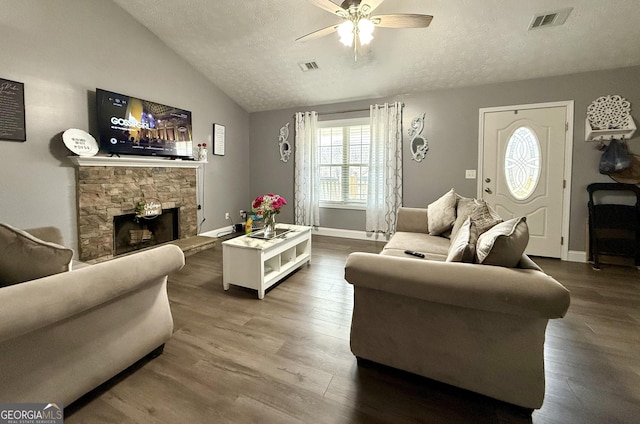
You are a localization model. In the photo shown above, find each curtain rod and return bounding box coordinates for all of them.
[293,102,404,117]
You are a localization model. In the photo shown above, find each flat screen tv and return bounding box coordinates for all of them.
[96,88,193,158]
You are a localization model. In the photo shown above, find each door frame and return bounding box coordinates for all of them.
[477,100,574,261]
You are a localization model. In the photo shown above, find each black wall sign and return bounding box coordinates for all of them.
[0,78,26,141]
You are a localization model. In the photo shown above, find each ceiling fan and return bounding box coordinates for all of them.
[297,0,433,57]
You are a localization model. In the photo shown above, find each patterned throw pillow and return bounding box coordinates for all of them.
[427,189,457,236]
[450,197,480,241]
[469,201,503,234]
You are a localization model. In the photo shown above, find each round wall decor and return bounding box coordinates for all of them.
[587,95,631,130]
[62,128,99,156]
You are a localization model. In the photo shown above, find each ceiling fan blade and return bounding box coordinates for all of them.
[307,0,347,17]
[360,0,385,14]
[371,14,433,28]
[296,24,340,43]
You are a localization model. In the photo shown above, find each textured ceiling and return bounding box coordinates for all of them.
[112,0,640,113]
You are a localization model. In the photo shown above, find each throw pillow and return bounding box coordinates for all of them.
[450,197,480,241]
[446,217,478,263]
[475,217,529,267]
[427,189,457,236]
[469,201,503,234]
[0,223,73,287]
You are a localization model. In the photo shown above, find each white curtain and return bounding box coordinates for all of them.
[366,102,403,235]
[294,111,320,227]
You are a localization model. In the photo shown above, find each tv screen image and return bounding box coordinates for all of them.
[96,88,193,158]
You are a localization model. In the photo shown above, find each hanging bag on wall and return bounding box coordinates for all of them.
[599,139,632,174]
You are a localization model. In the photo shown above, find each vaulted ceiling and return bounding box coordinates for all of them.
[113,0,640,113]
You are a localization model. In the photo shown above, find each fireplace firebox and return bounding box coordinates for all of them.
[113,208,179,256]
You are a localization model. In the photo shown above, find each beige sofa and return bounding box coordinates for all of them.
[344,207,570,409]
[0,225,185,406]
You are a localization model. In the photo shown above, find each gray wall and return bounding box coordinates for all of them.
[249,66,640,252]
[0,0,250,253]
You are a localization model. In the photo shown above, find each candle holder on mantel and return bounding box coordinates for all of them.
[196,143,208,161]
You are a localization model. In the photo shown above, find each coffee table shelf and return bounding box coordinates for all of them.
[222,224,311,299]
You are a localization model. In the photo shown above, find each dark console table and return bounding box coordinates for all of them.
[587,183,640,269]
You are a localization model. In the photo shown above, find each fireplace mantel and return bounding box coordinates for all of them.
[69,155,205,168]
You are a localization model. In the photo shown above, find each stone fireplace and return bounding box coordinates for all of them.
[73,157,199,262]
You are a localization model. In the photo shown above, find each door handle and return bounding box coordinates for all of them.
[484,188,492,194]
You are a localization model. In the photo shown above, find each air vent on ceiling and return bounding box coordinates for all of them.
[298,61,319,72]
[529,7,573,30]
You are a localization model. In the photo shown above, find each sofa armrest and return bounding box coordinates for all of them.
[396,207,429,233]
[345,252,570,319]
[0,244,185,343]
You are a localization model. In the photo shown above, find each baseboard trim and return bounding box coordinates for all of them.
[200,226,233,238]
[312,227,390,242]
[205,225,588,263]
[315,228,590,263]
[566,250,587,263]
[203,225,590,263]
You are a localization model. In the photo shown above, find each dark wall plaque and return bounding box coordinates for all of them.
[0,78,26,141]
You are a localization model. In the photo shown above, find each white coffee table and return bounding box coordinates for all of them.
[222,224,312,299]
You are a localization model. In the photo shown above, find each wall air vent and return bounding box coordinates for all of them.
[298,61,319,72]
[529,7,573,30]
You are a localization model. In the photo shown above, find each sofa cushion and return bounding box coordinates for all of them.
[476,217,529,267]
[382,231,449,261]
[0,223,73,287]
[427,189,457,236]
[446,217,478,262]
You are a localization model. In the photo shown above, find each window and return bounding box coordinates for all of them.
[504,126,541,200]
[317,118,370,208]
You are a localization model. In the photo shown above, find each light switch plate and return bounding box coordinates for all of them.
[465,169,477,179]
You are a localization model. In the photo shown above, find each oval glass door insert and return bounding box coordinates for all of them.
[504,127,541,200]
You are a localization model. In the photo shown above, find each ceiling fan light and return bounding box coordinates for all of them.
[338,20,355,37]
[357,18,374,45]
[357,18,374,35]
[338,20,355,46]
[358,31,373,45]
[340,34,354,46]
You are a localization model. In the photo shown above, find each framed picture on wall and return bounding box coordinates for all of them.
[0,78,26,142]
[213,123,225,156]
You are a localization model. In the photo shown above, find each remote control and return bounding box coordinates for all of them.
[404,250,425,258]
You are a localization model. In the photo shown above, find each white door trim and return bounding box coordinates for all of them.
[478,101,574,261]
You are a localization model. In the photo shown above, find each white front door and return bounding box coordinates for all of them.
[480,103,571,258]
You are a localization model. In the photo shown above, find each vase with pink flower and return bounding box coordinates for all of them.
[252,193,287,238]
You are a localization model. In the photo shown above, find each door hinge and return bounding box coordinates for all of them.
[565,122,569,131]
[561,236,564,245]
[563,179,566,189]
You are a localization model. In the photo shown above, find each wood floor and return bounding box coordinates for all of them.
[66,235,640,423]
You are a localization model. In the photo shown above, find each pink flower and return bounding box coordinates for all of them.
[252,193,287,216]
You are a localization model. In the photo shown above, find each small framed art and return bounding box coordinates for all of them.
[213,123,225,156]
